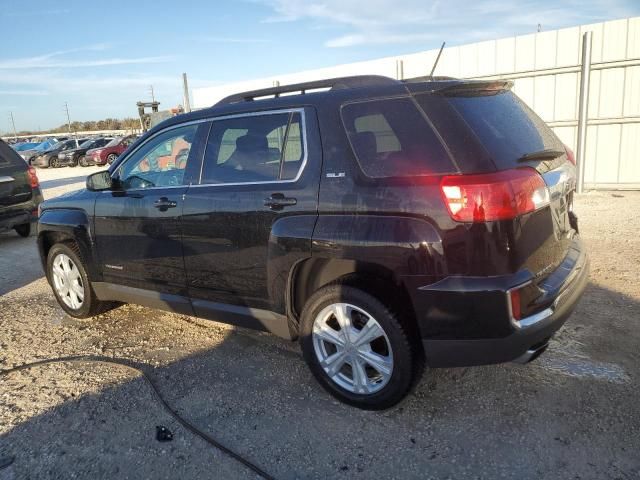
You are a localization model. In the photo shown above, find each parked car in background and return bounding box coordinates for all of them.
[17,140,58,163]
[33,138,88,168]
[37,75,588,409]
[82,135,136,167]
[1,139,43,237]
[57,138,112,167]
[12,142,39,152]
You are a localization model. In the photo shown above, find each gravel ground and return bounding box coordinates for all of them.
[0,167,639,479]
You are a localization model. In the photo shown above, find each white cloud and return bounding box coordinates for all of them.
[198,36,271,44]
[254,0,640,47]
[0,89,49,96]
[0,43,172,69]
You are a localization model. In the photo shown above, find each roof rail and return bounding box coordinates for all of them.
[214,75,399,106]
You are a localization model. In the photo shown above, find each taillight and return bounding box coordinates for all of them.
[564,144,576,165]
[440,168,549,222]
[27,166,39,189]
[508,288,522,321]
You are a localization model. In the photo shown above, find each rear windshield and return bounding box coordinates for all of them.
[445,90,563,170]
[0,141,25,168]
[341,97,454,178]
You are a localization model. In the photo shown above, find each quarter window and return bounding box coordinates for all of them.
[201,111,305,184]
[342,97,454,178]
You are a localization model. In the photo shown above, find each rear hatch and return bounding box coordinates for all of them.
[413,82,577,282]
[0,141,32,208]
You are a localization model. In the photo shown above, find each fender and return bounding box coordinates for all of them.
[267,214,318,315]
[37,208,102,282]
[310,214,445,281]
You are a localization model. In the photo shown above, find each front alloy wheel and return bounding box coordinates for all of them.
[51,252,85,309]
[46,242,118,318]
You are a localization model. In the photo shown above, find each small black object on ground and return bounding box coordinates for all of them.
[156,425,173,442]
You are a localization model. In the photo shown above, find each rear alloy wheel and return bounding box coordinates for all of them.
[69,155,79,167]
[49,157,58,168]
[47,243,118,318]
[14,223,31,237]
[300,284,420,409]
[107,153,118,164]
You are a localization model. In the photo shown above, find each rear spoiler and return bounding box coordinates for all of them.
[432,80,514,96]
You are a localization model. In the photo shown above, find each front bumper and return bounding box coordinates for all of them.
[417,236,589,367]
[57,156,77,166]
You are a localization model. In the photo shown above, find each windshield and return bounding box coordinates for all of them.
[105,138,121,148]
[33,141,54,151]
[79,139,96,148]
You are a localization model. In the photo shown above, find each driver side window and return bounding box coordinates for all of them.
[117,124,198,190]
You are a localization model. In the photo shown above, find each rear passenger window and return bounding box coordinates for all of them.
[201,111,305,184]
[341,97,454,178]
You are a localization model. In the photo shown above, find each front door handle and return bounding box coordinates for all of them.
[154,197,177,211]
[264,193,297,210]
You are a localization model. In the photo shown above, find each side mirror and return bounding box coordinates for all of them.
[86,170,115,191]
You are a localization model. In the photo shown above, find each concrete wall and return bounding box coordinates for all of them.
[193,16,640,189]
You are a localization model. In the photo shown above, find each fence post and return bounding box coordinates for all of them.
[576,31,592,194]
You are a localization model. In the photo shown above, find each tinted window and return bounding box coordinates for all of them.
[201,111,305,184]
[116,125,198,189]
[0,141,24,168]
[342,97,454,178]
[446,90,563,170]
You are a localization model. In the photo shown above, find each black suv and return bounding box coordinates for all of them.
[1,139,43,237]
[37,76,588,409]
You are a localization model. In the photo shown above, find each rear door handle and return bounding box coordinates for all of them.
[154,197,177,211]
[264,193,297,210]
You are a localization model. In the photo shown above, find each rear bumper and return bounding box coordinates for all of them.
[417,236,589,367]
[0,190,43,232]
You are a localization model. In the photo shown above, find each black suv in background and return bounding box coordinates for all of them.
[1,139,43,237]
[37,76,588,409]
[57,138,112,167]
[33,138,88,168]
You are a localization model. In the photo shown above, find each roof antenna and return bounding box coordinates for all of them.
[429,41,446,80]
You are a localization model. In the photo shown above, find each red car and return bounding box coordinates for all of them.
[84,135,137,166]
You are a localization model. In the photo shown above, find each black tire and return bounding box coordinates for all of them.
[69,155,79,167]
[49,157,57,168]
[46,242,117,318]
[14,223,31,237]
[107,153,118,164]
[299,284,421,410]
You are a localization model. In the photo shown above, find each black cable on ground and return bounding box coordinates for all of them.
[0,355,276,480]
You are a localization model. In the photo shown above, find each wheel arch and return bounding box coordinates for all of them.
[38,209,101,282]
[288,257,422,345]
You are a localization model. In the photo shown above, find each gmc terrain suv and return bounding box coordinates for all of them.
[1,139,43,237]
[37,76,589,409]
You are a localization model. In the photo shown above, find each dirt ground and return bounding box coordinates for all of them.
[0,166,639,479]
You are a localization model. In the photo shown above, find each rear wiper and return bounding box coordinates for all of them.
[517,149,565,162]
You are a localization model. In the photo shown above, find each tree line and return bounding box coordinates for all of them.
[15,117,141,136]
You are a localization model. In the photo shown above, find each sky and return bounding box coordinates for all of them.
[1,0,639,132]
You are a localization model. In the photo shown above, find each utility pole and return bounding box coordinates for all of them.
[64,102,72,135]
[149,85,155,102]
[182,73,191,113]
[9,111,17,141]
